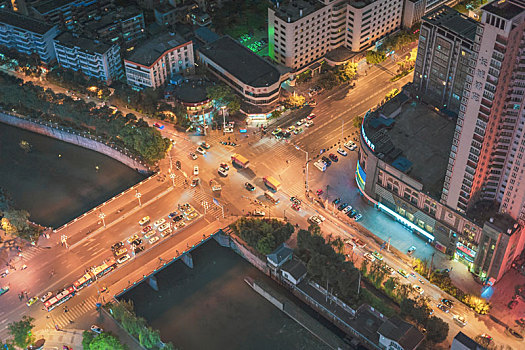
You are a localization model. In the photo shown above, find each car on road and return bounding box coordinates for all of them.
[506,327,523,340]
[480,334,493,343]
[294,127,303,135]
[168,212,178,219]
[364,253,376,262]
[307,113,316,120]
[158,223,170,232]
[453,315,467,327]
[193,166,199,175]
[437,303,449,313]
[200,141,211,149]
[0,286,9,296]
[441,298,453,308]
[397,269,409,278]
[412,285,424,295]
[329,153,338,162]
[153,123,164,129]
[291,203,300,211]
[407,246,416,254]
[139,216,150,226]
[190,152,198,160]
[154,218,166,227]
[219,163,229,171]
[218,167,228,177]
[296,120,303,126]
[144,230,156,239]
[173,214,184,222]
[111,242,123,251]
[322,156,331,166]
[113,247,127,257]
[131,238,142,247]
[372,251,383,261]
[127,234,139,244]
[333,197,341,205]
[142,225,152,233]
[245,182,255,191]
[351,237,366,248]
[252,210,265,217]
[354,213,363,221]
[272,128,282,136]
[384,265,395,275]
[117,254,130,264]
[308,215,323,225]
[337,203,348,211]
[26,296,38,307]
[305,120,314,127]
[342,206,353,214]
[337,148,347,156]
[196,147,206,155]
[344,141,357,151]
[91,325,103,334]
[517,317,525,326]
[133,246,145,254]
[40,292,53,303]
[285,125,295,133]
[149,236,159,244]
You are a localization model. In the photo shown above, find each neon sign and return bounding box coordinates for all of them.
[361,110,375,152]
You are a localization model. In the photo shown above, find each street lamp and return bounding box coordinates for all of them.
[294,144,309,194]
[99,212,106,228]
[221,105,227,130]
[170,173,176,187]
[135,191,142,207]
[60,235,68,249]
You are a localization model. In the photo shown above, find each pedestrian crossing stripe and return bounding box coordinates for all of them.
[45,295,98,329]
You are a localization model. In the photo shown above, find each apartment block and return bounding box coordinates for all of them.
[53,32,123,84]
[268,0,403,70]
[0,8,59,63]
[124,32,194,90]
[30,0,112,30]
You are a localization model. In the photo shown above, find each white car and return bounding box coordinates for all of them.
[190,152,198,160]
[158,223,170,232]
[40,292,53,303]
[91,325,103,334]
[308,215,323,225]
[342,206,353,214]
[337,148,347,156]
[224,127,234,133]
[144,230,156,239]
[154,218,166,227]
[413,285,424,295]
[218,167,228,177]
[196,147,206,155]
[193,166,199,175]
[252,210,265,217]
[305,121,314,127]
[296,120,303,126]
[354,213,363,221]
[453,315,467,327]
[344,141,357,151]
[149,236,159,244]
[138,216,150,226]
[117,254,130,264]
[127,234,139,244]
[364,252,376,262]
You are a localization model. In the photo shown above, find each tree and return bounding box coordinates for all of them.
[425,316,449,343]
[8,316,34,348]
[318,71,339,90]
[366,51,386,65]
[285,94,305,108]
[83,330,95,349]
[336,62,358,82]
[270,109,282,119]
[256,233,276,255]
[353,115,364,128]
[206,84,240,113]
[88,332,126,350]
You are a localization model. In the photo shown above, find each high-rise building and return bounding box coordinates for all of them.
[0,8,59,63]
[53,32,123,84]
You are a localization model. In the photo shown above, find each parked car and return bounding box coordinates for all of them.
[437,303,450,313]
[149,237,159,244]
[342,206,353,214]
[245,182,255,191]
[337,148,347,156]
[154,218,166,227]
[117,254,130,264]
[364,253,376,262]
[344,141,357,151]
[190,152,198,160]
[338,203,349,211]
[322,156,331,166]
[138,216,150,226]
[200,141,211,149]
[408,246,416,254]
[111,242,123,251]
[412,285,424,295]
[508,300,519,309]
[90,325,103,334]
[333,197,341,205]
[193,166,199,175]
[252,210,265,217]
[354,213,363,221]
[219,163,229,171]
[329,153,339,162]
[307,113,316,120]
[218,167,228,177]
[453,315,467,327]
[196,147,206,155]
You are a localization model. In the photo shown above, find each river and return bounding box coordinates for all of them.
[0,123,145,227]
[120,240,331,350]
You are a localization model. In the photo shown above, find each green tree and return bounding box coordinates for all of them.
[83,330,95,349]
[7,316,34,348]
[318,71,339,90]
[366,51,386,64]
[270,109,282,119]
[206,84,240,113]
[285,94,305,108]
[88,332,126,350]
[425,316,449,343]
[256,233,276,255]
[336,62,358,82]
[353,115,364,128]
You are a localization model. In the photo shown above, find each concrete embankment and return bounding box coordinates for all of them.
[0,111,151,174]
[244,276,348,350]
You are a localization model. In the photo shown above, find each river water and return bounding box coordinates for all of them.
[0,123,145,227]
[120,240,331,350]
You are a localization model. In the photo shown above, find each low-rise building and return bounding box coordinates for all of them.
[266,243,293,268]
[124,32,194,89]
[172,80,214,127]
[451,332,485,350]
[30,0,112,30]
[198,36,284,111]
[281,259,307,285]
[0,8,59,64]
[377,316,425,350]
[53,32,123,84]
[154,3,178,27]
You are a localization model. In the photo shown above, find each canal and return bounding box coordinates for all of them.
[0,123,145,228]
[120,240,333,350]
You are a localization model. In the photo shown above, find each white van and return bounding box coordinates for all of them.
[314,160,326,172]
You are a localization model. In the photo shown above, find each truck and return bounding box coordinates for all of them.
[263,176,281,192]
[231,153,250,168]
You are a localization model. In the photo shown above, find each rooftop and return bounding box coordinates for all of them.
[452,332,485,350]
[199,36,281,88]
[271,0,324,23]
[266,243,293,266]
[174,81,210,104]
[362,94,456,198]
[378,316,425,350]
[55,32,113,55]
[84,6,143,32]
[423,6,479,42]
[487,213,520,236]
[483,0,524,20]
[32,0,78,14]
[126,32,189,67]
[281,259,307,280]
[0,8,55,35]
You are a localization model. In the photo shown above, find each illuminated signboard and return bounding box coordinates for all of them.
[377,203,435,242]
[355,161,366,191]
[456,242,476,258]
[361,110,375,152]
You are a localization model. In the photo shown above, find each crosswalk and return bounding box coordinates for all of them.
[191,189,223,219]
[10,245,47,267]
[45,295,98,330]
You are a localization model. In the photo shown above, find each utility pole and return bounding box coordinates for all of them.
[428,252,435,279]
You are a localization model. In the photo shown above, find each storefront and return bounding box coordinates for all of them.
[455,242,476,269]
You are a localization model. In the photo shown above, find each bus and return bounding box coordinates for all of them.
[264,191,280,204]
[91,258,117,279]
[231,154,250,168]
[73,271,96,291]
[44,286,75,311]
[263,176,281,192]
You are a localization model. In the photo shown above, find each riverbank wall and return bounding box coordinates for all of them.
[0,111,152,174]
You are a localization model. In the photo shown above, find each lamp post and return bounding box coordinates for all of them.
[294,144,309,193]
[99,212,106,228]
[221,106,227,130]
[170,173,176,187]
[135,191,142,207]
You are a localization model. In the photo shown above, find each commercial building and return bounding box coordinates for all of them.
[402,0,458,28]
[0,8,59,63]
[124,32,194,89]
[198,36,284,110]
[53,32,123,84]
[30,0,112,30]
[377,316,425,350]
[268,0,404,71]
[171,80,214,127]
